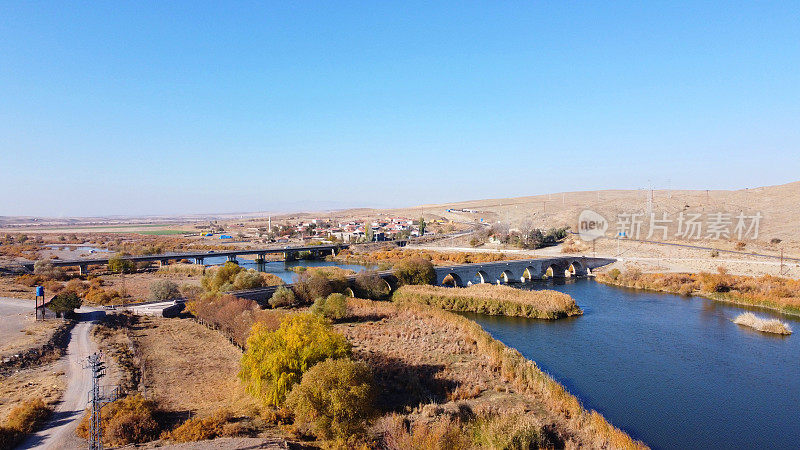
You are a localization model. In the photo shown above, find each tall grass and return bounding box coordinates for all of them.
[732,312,792,335]
[393,284,582,319]
[597,268,800,316]
[385,301,645,449]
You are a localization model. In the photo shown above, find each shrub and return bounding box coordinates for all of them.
[187,293,285,347]
[84,287,123,305]
[76,394,160,446]
[354,271,390,300]
[149,280,181,301]
[201,262,243,292]
[16,274,43,287]
[472,413,541,449]
[608,268,621,281]
[33,260,66,280]
[163,410,247,443]
[48,291,82,316]
[286,358,375,440]
[233,270,270,290]
[5,398,49,434]
[180,283,204,299]
[293,272,334,304]
[64,278,89,295]
[310,293,348,320]
[239,313,351,406]
[378,414,472,450]
[108,255,135,273]
[393,257,435,286]
[269,286,297,308]
[42,279,64,293]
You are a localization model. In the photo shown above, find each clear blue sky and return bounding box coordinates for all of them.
[2,2,799,216]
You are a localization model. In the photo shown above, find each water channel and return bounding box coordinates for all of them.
[461,278,799,449]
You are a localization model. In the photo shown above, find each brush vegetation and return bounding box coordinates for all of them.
[0,398,50,448]
[732,312,792,335]
[393,284,583,319]
[598,267,800,316]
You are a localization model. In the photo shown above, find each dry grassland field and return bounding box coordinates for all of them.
[130,316,258,418]
[0,364,65,421]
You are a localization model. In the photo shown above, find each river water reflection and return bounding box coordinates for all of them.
[461,278,800,449]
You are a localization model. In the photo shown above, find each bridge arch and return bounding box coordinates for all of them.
[475,270,491,284]
[543,264,566,279]
[343,287,355,297]
[442,273,464,287]
[521,266,536,282]
[501,270,515,284]
[568,261,583,277]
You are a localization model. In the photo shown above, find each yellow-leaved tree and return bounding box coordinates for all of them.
[239,313,351,406]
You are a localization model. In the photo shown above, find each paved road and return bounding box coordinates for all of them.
[21,309,104,449]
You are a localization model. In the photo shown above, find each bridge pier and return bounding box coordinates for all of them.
[159,259,170,267]
[79,264,88,276]
[226,255,238,264]
[194,257,204,265]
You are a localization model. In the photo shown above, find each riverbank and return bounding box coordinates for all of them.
[340,298,644,449]
[393,284,583,319]
[595,269,800,317]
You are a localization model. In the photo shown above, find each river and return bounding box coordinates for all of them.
[461,278,800,449]
[200,256,371,283]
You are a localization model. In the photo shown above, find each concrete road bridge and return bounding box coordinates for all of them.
[233,256,614,305]
[20,244,350,275]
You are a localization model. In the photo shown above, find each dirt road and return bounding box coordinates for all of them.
[21,309,104,449]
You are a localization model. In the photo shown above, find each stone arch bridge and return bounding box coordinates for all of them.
[233,256,614,304]
[433,256,615,287]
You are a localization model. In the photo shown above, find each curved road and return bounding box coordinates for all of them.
[21,309,104,449]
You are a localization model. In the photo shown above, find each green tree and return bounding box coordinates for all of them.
[310,293,348,320]
[48,292,82,316]
[286,358,375,440]
[419,217,426,236]
[108,255,134,274]
[201,262,243,292]
[268,286,297,308]
[239,313,351,406]
[393,257,435,285]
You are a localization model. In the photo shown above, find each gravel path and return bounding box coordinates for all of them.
[21,309,104,449]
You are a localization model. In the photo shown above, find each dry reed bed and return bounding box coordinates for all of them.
[336,248,515,266]
[393,284,583,319]
[597,269,800,316]
[340,299,645,449]
[732,312,792,335]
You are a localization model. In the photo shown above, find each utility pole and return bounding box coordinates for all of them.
[85,353,106,450]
